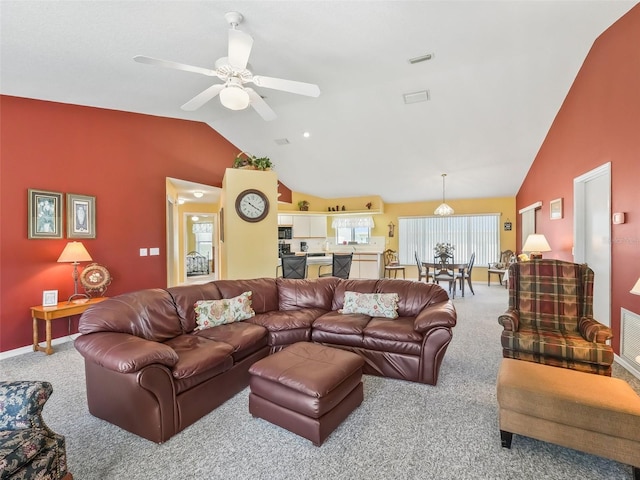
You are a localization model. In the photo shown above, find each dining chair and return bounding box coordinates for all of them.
[456,252,475,295]
[414,251,431,282]
[281,254,307,279]
[383,249,405,278]
[488,249,514,287]
[318,253,353,279]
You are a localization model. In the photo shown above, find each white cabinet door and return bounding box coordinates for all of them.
[359,255,381,279]
[292,216,310,237]
[349,257,360,279]
[293,215,327,237]
[309,216,327,237]
[278,215,294,226]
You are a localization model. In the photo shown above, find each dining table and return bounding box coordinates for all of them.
[422,262,468,298]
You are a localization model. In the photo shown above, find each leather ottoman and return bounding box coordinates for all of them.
[248,342,365,446]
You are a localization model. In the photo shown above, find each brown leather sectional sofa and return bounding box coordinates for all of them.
[74,277,457,443]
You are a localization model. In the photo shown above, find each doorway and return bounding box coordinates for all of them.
[574,162,611,326]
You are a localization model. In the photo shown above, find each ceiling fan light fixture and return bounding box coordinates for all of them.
[220,85,250,110]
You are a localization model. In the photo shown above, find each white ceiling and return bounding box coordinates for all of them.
[1,1,636,204]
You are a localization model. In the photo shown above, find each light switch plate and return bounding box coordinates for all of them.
[140,248,148,256]
[150,247,160,256]
[612,212,625,224]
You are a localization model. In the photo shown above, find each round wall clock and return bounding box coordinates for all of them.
[80,263,112,296]
[235,189,270,223]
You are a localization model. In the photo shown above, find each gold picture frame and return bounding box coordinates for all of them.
[550,198,563,220]
[66,193,96,238]
[28,189,63,239]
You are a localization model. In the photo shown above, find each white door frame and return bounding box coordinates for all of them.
[573,162,611,326]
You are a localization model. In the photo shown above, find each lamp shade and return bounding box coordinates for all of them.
[522,234,551,253]
[631,277,640,295]
[57,241,92,263]
[220,86,250,110]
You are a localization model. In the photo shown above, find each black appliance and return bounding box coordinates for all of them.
[278,226,292,240]
[300,241,308,252]
[278,243,291,257]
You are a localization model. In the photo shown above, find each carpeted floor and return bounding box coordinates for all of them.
[1,284,638,479]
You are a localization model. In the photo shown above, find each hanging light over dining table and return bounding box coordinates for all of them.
[434,173,454,216]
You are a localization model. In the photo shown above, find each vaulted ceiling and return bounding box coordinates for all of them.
[1,1,636,203]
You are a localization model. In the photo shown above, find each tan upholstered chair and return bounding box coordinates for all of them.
[498,259,614,375]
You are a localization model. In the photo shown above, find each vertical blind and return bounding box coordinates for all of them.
[398,214,500,266]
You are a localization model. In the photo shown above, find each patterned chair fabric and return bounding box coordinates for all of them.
[0,381,71,480]
[498,259,614,376]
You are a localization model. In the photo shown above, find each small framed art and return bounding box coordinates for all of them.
[28,189,64,239]
[67,193,96,238]
[550,198,563,220]
[42,290,58,307]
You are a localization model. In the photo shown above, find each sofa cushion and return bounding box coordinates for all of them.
[215,278,278,314]
[79,289,182,342]
[194,291,255,330]
[341,291,399,319]
[375,279,450,317]
[248,309,325,332]
[195,322,268,362]
[166,283,222,333]
[313,311,371,335]
[363,317,423,343]
[163,335,234,379]
[277,277,338,311]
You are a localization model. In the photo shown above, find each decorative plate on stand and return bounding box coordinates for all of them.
[80,263,112,296]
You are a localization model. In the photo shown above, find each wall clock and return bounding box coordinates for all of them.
[235,189,269,223]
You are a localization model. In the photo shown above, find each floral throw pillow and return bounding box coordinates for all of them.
[340,291,399,319]
[194,291,255,330]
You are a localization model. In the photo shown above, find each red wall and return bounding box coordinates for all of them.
[0,96,292,352]
[516,4,640,352]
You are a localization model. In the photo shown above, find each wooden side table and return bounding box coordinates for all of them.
[31,297,106,354]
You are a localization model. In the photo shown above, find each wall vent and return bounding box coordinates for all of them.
[621,308,640,369]
[274,138,290,146]
[403,90,430,104]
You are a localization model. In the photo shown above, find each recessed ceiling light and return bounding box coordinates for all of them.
[177,198,185,205]
[193,191,204,198]
[191,216,199,221]
[409,53,433,64]
[303,131,310,138]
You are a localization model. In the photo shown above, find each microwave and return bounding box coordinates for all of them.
[278,226,292,239]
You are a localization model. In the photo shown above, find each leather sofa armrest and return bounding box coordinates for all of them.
[498,310,519,331]
[74,332,179,374]
[413,300,457,333]
[579,317,613,343]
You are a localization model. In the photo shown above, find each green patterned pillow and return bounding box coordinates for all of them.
[194,291,255,330]
[341,291,399,319]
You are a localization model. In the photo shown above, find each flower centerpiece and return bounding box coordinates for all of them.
[434,242,455,259]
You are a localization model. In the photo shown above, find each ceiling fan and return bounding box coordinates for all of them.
[134,11,320,121]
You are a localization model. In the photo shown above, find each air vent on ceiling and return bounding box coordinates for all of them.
[409,53,433,64]
[403,90,430,104]
[274,138,290,146]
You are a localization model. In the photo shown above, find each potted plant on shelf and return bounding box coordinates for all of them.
[297,200,310,211]
[232,152,273,171]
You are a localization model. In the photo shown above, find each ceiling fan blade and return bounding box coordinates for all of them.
[180,84,225,111]
[246,88,277,121]
[228,29,253,70]
[251,75,321,97]
[133,55,217,77]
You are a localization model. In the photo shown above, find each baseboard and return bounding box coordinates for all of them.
[615,354,640,381]
[0,334,80,361]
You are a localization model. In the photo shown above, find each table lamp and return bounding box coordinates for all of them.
[57,241,93,303]
[522,234,551,259]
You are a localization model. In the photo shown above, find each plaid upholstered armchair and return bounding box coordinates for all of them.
[498,259,614,376]
[0,381,72,480]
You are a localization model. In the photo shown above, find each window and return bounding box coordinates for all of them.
[332,216,374,245]
[192,222,213,259]
[398,214,500,266]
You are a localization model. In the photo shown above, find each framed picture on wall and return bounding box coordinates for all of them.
[66,193,96,238]
[550,198,563,220]
[28,189,64,239]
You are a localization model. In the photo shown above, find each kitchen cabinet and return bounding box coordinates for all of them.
[292,215,327,238]
[349,253,382,279]
[278,215,294,226]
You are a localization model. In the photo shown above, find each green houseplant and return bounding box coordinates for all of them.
[297,200,310,211]
[232,152,273,171]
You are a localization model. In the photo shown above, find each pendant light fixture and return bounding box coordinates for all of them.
[434,173,454,216]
